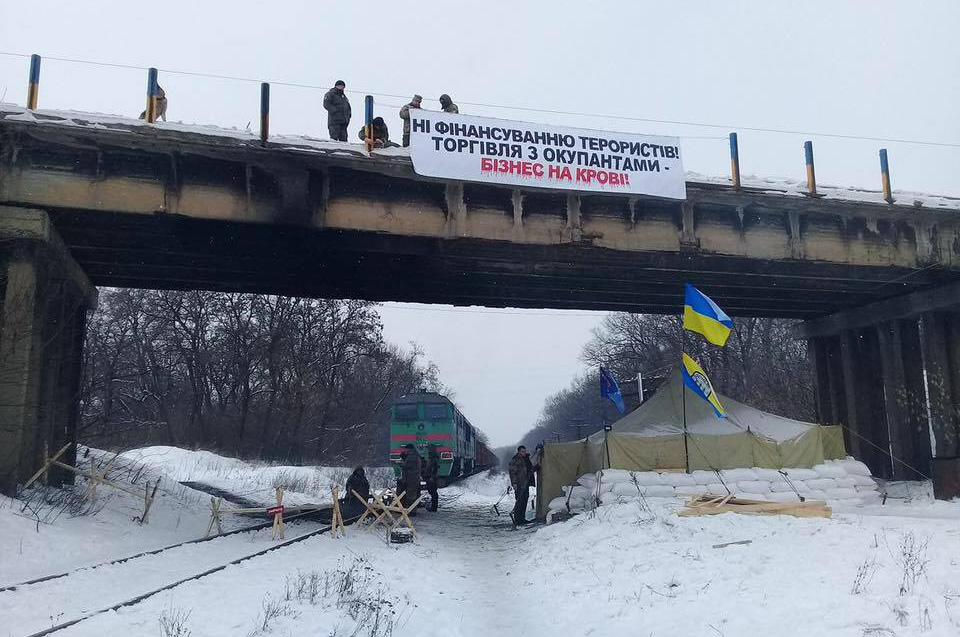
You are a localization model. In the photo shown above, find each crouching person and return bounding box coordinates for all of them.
[342,466,370,518]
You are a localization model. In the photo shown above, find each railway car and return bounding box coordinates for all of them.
[389,391,496,483]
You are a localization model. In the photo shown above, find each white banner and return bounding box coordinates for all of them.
[409,111,685,200]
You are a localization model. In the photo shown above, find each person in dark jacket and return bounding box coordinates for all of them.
[400,444,422,511]
[342,466,370,517]
[357,116,397,148]
[399,94,422,147]
[323,80,351,142]
[439,93,459,114]
[508,445,532,525]
[423,445,440,512]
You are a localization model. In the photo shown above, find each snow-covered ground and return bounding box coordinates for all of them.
[2,448,959,637]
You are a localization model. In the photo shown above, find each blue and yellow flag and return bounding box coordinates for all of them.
[683,284,733,347]
[681,353,725,418]
[600,367,626,414]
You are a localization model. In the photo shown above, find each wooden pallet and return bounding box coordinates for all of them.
[679,494,831,518]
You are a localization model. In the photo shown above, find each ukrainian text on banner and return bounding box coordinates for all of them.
[409,112,686,200]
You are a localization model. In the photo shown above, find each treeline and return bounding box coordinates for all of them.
[80,289,440,464]
[519,314,813,448]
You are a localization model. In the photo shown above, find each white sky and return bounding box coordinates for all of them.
[1,1,958,446]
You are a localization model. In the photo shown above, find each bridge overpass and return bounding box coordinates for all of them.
[2,105,959,495]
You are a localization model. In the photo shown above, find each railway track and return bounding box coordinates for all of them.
[2,499,339,637]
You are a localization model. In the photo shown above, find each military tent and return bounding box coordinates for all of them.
[536,371,846,518]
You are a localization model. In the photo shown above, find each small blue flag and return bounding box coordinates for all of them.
[600,367,626,414]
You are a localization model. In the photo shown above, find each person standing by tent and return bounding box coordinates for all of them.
[423,445,440,512]
[401,443,422,510]
[508,445,533,525]
[323,80,351,142]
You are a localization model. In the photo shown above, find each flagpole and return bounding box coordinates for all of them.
[681,330,691,473]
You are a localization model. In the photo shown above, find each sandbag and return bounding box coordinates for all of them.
[577,475,598,489]
[768,481,792,493]
[737,480,772,493]
[563,485,592,500]
[813,463,847,479]
[548,496,570,511]
[735,492,768,501]
[833,458,872,476]
[674,485,705,496]
[596,469,634,483]
[834,476,858,489]
[848,474,877,487]
[629,471,664,486]
[720,468,758,482]
[781,468,819,481]
[805,478,838,491]
[599,491,624,505]
[690,470,717,485]
[855,484,879,493]
[639,485,676,498]
[825,487,859,500]
[706,483,729,495]
[612,481,642,497]
[661,472,698,487]
[805,490,829,501]
[752,468,785,482]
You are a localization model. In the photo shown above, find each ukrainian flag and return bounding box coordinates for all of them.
[681,353,725,418]
[683,284,733,347]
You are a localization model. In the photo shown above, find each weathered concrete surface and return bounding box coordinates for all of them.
[2,106,960,318]
[0,207,96,495]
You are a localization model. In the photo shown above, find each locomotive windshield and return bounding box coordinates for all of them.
[425,404,449,420]
[394,404,419,421]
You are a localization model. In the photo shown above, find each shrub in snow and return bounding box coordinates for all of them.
[661,472,698,487]
[736,480,772,493]
[781,467,820,481]
[812,463,847,478]
[720,468,758,482]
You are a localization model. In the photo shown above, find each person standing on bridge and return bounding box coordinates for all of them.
[439,93,459,114]
[423,445,440,512]
[399,94,422,147]
[508,445,533,526]
[323,80,351,142]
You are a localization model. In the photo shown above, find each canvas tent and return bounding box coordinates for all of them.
[536,372,846,518]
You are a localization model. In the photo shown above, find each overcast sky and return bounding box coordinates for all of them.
[2,1,958,446]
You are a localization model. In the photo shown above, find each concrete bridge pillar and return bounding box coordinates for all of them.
[0,207,96,495]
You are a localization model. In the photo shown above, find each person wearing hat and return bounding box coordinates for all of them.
[439,93,459,114]
[399,94,422,147]
[323,79,352,142]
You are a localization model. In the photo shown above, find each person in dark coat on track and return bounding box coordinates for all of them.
[423,445,440,512]
[323,80,351,142]
[508,445,533,525]
[401,444,422,511]
[439,93,459,114]
[342,466,370,517]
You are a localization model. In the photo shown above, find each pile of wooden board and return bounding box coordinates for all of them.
[679,494,831,518]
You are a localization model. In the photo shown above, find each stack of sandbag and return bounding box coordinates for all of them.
[545,457,878,522]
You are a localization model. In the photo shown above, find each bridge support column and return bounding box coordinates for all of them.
[0,207,96,495]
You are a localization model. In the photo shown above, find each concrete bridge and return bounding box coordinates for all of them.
[2,105,959,495]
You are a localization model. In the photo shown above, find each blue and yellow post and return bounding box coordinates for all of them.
[879,149,894,204]
[27,54,41,110]
[804,140,817,196]
[364,95,374,151]
[145,67,159,123]
[729,132,741,189]
[260,82,270,147]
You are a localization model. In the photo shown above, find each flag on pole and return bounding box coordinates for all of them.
[681,353,726,418]
[683,284,733,346]
[600,367,626,414]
